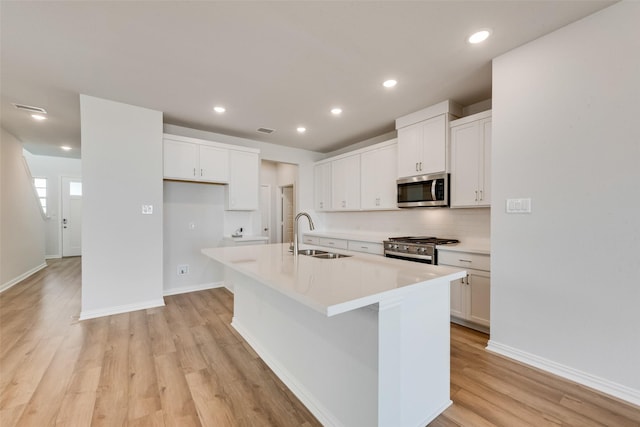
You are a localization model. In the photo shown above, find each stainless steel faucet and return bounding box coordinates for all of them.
[293,212,315,255]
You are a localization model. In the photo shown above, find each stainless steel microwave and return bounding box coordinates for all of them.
[397,172,449,207]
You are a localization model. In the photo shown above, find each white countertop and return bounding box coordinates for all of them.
[202,243,465,317]
[304,230,389,244]
[223,235,270,243]
[436,241,491,255]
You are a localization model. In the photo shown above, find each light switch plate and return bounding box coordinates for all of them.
[142,204,153,215]
[506,198,531,213]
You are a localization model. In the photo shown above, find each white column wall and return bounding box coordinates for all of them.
[80,95,164,319]
[489,1,640,404]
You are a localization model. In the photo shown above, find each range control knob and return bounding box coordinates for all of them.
[418,247,426,253]
[403,245,409,251]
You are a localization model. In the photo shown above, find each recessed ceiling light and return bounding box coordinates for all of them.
[61,146,72,151]
[331,108,342,115]
[297,127,306,133]
[213,106,226,113]
[468,29,491,44]
[383,79,397,88]
[31,114,47,121]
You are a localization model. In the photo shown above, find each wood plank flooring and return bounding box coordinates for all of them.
[1,257,638,426]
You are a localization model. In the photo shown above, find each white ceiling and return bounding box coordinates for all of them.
[1,1,614,158]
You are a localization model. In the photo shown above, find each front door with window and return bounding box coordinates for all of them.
[61,177,82,257]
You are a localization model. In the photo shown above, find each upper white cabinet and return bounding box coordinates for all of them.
[360,140,398,210]
[450,110,492,208]
[396,100,462,178]
[163,134,259,210]
[313,139,397,212]
[227,149,259,210]
[164,135,229,183]
[314,162,332,211]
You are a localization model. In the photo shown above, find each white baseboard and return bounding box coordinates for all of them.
[45,254,61,260]
[163,281,224,296]
[231,318,343,427]
[487,340,640,407]
[79,298,165,320]
[0,262,47,293]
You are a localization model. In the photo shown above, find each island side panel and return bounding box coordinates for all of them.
[228,269,379,427]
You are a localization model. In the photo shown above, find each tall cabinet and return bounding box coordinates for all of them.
[450,110,492,208]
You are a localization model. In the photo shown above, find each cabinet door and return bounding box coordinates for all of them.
[227,150,259,210]
[479,118,492,206]
[450,121,482,207]
[361,143,397,210]
[331,155,360,210]
[468,270,491,327]
[199,145,229,183]
[450,277,465,319]
[420,114,447,174]
[397,123,423,178]
[314,162,332,211]
[163,139,198,180]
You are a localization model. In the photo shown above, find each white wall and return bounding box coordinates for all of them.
[0,128,46,291]
[23,151,82,258]
[163,181,225,295]
[489,1,640,405]
[80,95,164,319]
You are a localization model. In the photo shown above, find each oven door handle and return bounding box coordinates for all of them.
[385,251,433,262]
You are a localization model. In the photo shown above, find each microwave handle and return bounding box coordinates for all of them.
[431,181,437,201]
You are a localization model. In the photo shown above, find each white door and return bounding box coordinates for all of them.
[61,177,82,257]
[260,184,271,243]
[281,185,294,245]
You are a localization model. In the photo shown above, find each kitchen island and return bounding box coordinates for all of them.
[202,243,465,427]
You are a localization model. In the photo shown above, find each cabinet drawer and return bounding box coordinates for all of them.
[438,250,490,271]
[348,240,384,255]
[303,235,320,245]
[318,237,348,250]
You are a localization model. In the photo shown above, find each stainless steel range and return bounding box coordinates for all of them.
[383,236,459,265]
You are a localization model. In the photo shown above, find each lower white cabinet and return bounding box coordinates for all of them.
[439,249,491,332]
[304,234,384,256]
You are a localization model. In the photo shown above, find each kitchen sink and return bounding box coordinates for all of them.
[297,249,351,259]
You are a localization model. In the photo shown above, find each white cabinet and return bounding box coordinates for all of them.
[450,111,491,208]
[361,141,398,210]
[331,154,360,211]
[227,149,259,210]
[439,249,491,332]
[397,114,448,177]
[306,234,384,256]
[163,137,229,183]
[314,162,332,211]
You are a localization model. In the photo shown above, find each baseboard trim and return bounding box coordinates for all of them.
[231,318,343,427]
[0,262,47,293]
[45,254,62,260]
[79,298,165,320]
[486,340,640,407]
[163,281,224,296]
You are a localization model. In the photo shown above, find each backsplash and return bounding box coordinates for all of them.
[318,208,490,241]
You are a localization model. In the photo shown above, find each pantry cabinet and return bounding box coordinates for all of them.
[314,162,332,211]
[360,140,398,210]
[450,110,491,207]
[331,154,360,210]
[439,249,491,332]
[226,149,259,210]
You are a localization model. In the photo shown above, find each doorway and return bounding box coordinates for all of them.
[61,176,82,257]
[281,185,294,245]
[260,184,272,243]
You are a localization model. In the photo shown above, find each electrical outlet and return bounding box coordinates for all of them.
[506,198,532,213]
[177,264,189,275]
[142,204,153,215]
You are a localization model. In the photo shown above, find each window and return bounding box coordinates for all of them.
[33,177,47,214]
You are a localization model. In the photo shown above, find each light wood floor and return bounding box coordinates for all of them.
[1,258,638,426]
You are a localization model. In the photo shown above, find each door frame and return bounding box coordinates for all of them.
[260,184,272,244]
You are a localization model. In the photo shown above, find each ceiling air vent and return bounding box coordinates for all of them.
[257,127,275,134]
[13,103,47,114]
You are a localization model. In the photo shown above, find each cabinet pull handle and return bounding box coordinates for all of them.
[419,162,422,171]
[193,168,196,177]
[479,190,483,201]
[474,190,478,201]
[466,274,471,285]
[201,168,204,176]
[459,259,472,263]
[415,162,419,172]
[461,276,465,285]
